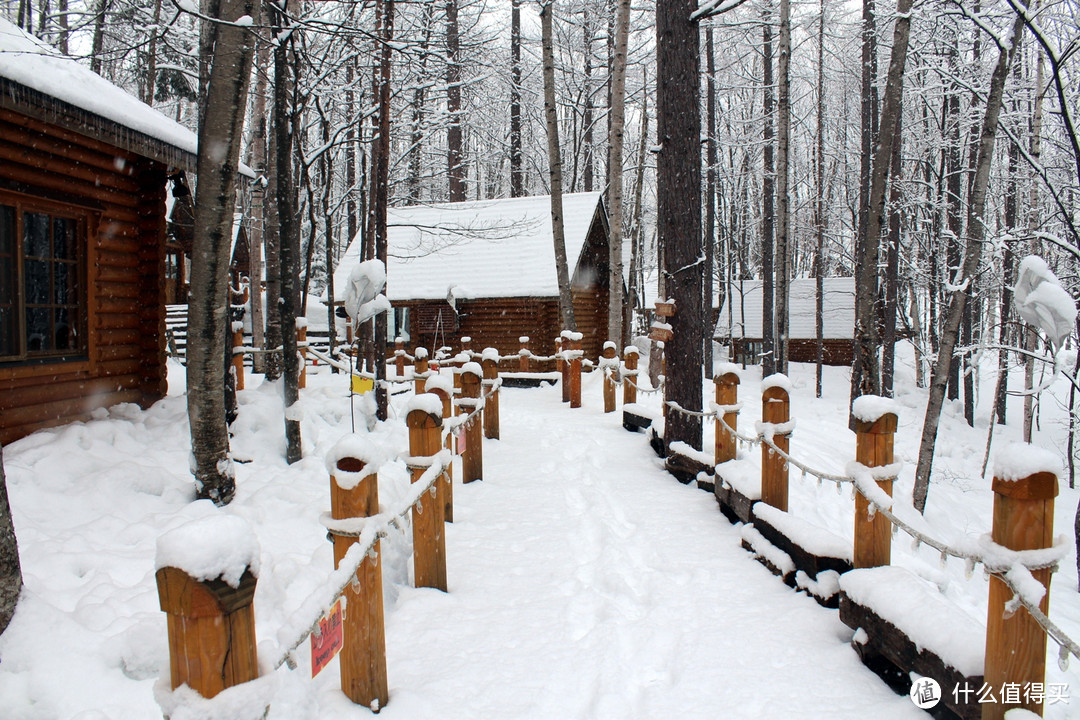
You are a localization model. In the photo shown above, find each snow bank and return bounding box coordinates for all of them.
[154,674,276,720]
[155,514,260,587]
[993,442,1061,483]
[752,503,852,561]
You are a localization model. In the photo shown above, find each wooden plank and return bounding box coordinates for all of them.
[839,592,982,720]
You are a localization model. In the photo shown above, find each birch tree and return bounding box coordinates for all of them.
[606,0,630,345]
[186,0,259,504]
[0,444,20,637]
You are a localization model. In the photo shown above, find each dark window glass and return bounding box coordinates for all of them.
[26,306,50,352]
[25,260,48,303]
[0,206,13,358]
[54,307,75,350]
[53,217,76,261]
[24,212,49,258]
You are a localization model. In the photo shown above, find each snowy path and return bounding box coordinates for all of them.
[365,384,926,719]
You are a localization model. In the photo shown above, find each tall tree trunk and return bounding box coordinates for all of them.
[774,0,791,375]
[582,21,594,193]
[57,0,68,54]
[1023,29,1046,443]
[912,11,1025,514]
[855,0,911,404]
[446,0,464,201]
[248,19,269,374]
[0,443,21,637]
[408,2,434,204]
[881,113,902,396]
[346,59,359,244]
[814,0,826,398]
[945,36,963,402]
[850,0,878,404]
[90,0,109,75]
[142,0,161,104]
[510,0,524,196]
[187,0,259,504]
[703,27,717,370]
[541,0,576,331]
[627,76,649,333]
[607,0,630,346]
[272,3,301,463]
[373,0,395,419]
[657,0,703,449]
[761,4,776,376]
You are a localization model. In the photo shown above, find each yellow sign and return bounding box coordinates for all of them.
[351,375,374,394]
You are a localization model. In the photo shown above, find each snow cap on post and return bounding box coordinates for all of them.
[425,374,453,397]
[761,373,793,394]
[714,362,741,381]
[482,347,500,363]
[993,442,1062,483]
[407,393,444,420]
[156,513,260,587]
[461,361,483,378]
[851,395,899,424]
[325,434,382,490]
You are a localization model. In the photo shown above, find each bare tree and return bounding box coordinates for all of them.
[912,11,1026,513]
[186,0,259,504]
[0,443,20,637]
[541,0,576,331]
[657,0,703,450]
[607,0,630,345]
[446,0,465,201]
[510,0,524,196]
[774,0,791,375]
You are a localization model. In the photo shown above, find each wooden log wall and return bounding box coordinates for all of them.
[0,107,168,444]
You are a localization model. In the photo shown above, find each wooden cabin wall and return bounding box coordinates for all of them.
[0,107,167,444]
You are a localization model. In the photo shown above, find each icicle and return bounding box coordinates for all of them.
[816,476,822,489]
[911,537,922,552]
[285,652,298,670]
[350,575,362,593]
[801,468,807,481]
[939,550,948,568]
[891,523,899,538]
[415,498,423,515]
[783,461,789,472]
[964,557,976,580]
[1059,644,1071,672]
[850,484,857,500]
[835,480,842,495]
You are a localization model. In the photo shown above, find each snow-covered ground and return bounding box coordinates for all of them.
[1,343,1079,718]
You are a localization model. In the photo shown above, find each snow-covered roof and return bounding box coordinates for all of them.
[332,192,606,302]
[715,278,855,340]
[0,17,197,169]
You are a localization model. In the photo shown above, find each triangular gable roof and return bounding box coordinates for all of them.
[333,192,606,302]
[0,18,197,170]
[715,278,855,340]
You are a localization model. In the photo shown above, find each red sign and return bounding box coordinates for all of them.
[311,600,343,677]
[457,427,467,453]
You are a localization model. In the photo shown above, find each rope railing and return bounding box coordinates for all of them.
[663,398,1078,662]
[273,450,452,671]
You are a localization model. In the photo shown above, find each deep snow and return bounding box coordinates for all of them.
[1,342,1079,719]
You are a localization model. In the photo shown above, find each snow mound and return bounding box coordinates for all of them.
[993,442,1061,483]
[155,514,260,587]
[851,395,899,424]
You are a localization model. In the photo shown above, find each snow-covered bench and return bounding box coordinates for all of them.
[839,566,985,720]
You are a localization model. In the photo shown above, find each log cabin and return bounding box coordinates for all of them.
[332,192,627,365]
[714,278,857,366]
[0,19,198,444]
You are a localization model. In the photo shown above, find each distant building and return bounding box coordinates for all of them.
[714,278,856,366]
[0,19,197,443]
[332,192,627,363]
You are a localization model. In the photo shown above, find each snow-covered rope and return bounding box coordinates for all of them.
[622,375,664,395]
[273,450,452,671]
[443,379,501,436]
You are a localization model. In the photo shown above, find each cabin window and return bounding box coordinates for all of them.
[0,198,87,363]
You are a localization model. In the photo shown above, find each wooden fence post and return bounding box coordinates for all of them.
[569,333,583,409]
[519,336,530,372]
[394,337,406,378]
[622,346,638,406]
[459,363,484,483]
[407,397,447,591]
[328,447,388,709]
[983,459,1059,720]
[482,349,500,440]
[156,565,258,699]
[760,380,790,511]
[298,323,308,390]
[602,342,617,413]
[714,370,740,465]
[428,378,455,522]
[558,334,569,403]
[852,399,897,569]
[460,336,472,359]
[414,347,429,394]
[232,322,245,391]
